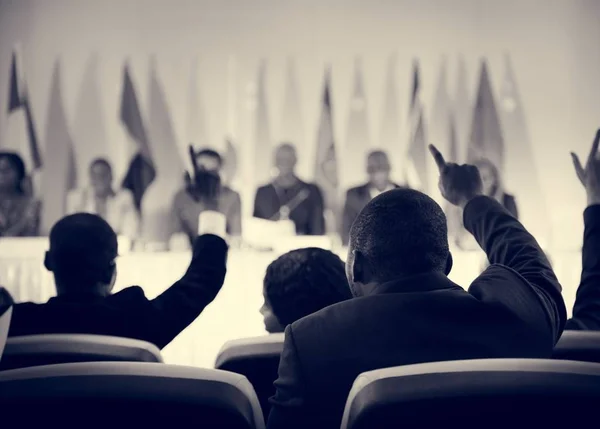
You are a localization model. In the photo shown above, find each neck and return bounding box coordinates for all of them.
[370,182,390,192]
[275,173,298,188]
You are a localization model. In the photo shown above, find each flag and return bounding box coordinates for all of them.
[187,57,209,158]
[429,58,452,204]
[4,47,42,193]
[142,58,185,243]
[254,59,272,187]
[406,60,428,192]
[222,138,238,186]
[467,60,504,172]
[120,63,155,212]
[280,57,305,173]
[72,53,108,177]
[500,55,551,247]
[379,53,401,176]
[343,58,370,189]
[314,67,339,230]
[40,60,77,234]
[454,56,471,163]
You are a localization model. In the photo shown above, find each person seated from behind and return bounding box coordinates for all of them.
[260,248,352,333]
[0,151,41,237]
[171,147,242,248]
[267,145,566,429]
[566,129,600,330]
[9,206,229,349]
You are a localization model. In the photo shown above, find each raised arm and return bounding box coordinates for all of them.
[566,130,600,330]
[429,145,566,342]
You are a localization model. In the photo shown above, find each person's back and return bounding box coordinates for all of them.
[10,212,228,349]
[260,247,352,333]
[267,146,566,429]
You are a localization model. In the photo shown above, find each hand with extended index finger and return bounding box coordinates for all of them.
[429,144,483,209]
[571,129,600,206]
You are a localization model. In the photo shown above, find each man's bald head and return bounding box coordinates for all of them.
[274,143,298,177]
[367,150,391,190]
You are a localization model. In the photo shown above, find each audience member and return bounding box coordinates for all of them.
[474,157,519,218]
[0,151,41,237]
[566,129,600,330]
[341,150,402,245]
[267,145,566,429]
[171,147,242,246]
[8,211,228,349]
[67,158,139,240]
[260,248,352,333]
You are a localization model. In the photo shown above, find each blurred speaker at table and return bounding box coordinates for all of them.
[341,150,403,245]
[67,158,139,245]
[0,152,41,237]
[253,143,325,236]
[170,146,242,249]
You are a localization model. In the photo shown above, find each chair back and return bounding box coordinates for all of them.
[553,330,600,363]
[341,358,600,429]
[0,362,265,428]
[215,334,284,417]
[0,334,163,371]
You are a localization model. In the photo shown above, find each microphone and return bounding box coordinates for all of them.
[270,189,310,221]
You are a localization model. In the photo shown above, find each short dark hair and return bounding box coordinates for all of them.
[264,248,352,326]
[0,151,26,194]
[196,148,223,167]
[350,188,449,279]
[47,213,118,291]
[90,158,112,172]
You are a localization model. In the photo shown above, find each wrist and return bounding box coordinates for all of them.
[458,192,484,210]
[587,194,600,207]
[198,211,227,239]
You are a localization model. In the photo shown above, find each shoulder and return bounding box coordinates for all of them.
[255,184,272,194]
[107,286,149,305]
[347,184,367,195]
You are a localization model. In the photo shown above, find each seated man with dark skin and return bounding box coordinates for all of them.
[260,247,352,333]
[9,211,228,349]
[267,145,566,429]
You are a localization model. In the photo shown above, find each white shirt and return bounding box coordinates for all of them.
[369,184,396,200]
[66,188,139,239]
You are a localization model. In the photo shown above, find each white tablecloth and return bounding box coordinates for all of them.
[0,240,581,368]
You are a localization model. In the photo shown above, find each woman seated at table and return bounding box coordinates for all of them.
[0,151,41,237]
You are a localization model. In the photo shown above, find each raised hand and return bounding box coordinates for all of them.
[571,129,600,206]
[429,144,483,208]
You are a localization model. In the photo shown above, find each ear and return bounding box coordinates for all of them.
[351,250,366,284]
[43,251,53,272]
[444,253,453,276]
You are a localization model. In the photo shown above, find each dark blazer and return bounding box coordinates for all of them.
[341,183,401,245]
[565,205,600,330]
[253,181,325,235]
[8,235,228,349]
[267,196,566,429]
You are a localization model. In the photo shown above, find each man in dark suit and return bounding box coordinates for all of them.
[253,143,325,235]
[171,148,242,246]
[567,129,600,330]
[341,150,401,245]
[9,210,228,349]
[267,145,566,429]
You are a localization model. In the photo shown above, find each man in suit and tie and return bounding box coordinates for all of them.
[253,143,325,235]
[341,150,401,245]
[267,145,566,429]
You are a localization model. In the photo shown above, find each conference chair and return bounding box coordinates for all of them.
[215,334,285,417]
[0,362,265,429]
[553,330,600,363]
[0,334,163,371]
[341,359,600,429]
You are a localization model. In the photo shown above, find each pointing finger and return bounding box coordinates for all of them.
[428,144,446,172]
[571,152,585,184]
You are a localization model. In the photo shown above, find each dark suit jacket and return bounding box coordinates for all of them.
[341,183,401,245]
[253,181,325,235]
[8,235,228,349]
[267,196,566,429]
[565,205,600,330]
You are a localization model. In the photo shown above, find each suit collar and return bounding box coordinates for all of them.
[363,272,461,296]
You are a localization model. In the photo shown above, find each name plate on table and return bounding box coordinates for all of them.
[0,236,132,258]
[244,217,296,250]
